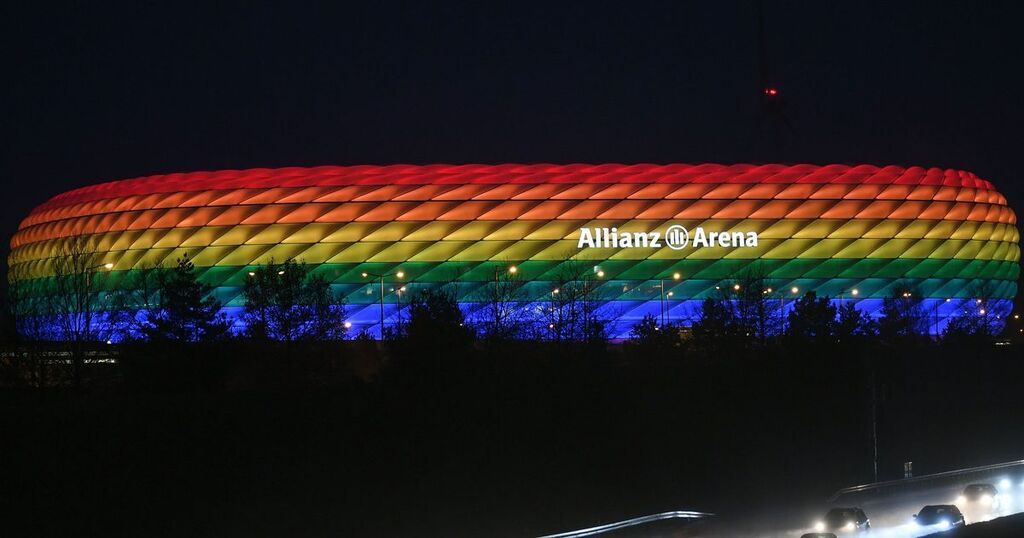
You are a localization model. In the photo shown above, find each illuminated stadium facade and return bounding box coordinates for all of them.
[9,164,1020,338]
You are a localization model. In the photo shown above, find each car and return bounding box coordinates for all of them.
[813,507,871,534]
[914,504,965,530]
[956,483,1001,510]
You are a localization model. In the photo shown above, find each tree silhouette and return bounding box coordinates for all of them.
[400,287,474,358]
[691,296,745,353]
[474,262,529,342]
[540,261,609,344]
[241,259,347,342]
[628,314,682,355]
[877,286,927,344]
[732,268,781,344]
[835,302,876,344]
[786,291,837,342]
[141,254,229,343]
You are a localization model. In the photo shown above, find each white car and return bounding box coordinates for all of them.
[813,507,870,534]
[956,483,1001,511]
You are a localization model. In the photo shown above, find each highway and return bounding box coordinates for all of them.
[539,461,1024,538]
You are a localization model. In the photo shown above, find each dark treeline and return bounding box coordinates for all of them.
[2,254,1023,537]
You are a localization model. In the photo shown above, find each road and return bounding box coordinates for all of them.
[540,466,1024,538]
[692,479,1022,537]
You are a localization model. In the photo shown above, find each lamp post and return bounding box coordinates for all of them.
[659,272,682,326]
[88,261,114,307]
[395,285,407,328]
[87,262,114,282]
[86,262,115,308]
[495,264,518,283]
[781,286,799,331]
[361,269,404,336]
[840,287,859,308]
[489,264,518,335]
[88,262,114,281]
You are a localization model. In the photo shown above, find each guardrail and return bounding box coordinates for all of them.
[536,510,715,538]
[829,458,1024,502]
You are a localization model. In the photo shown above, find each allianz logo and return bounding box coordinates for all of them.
[576,225,759,250]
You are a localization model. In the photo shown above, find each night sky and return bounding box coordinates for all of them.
[4,1,1023,263]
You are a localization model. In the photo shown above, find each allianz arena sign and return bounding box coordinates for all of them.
[577,225,760,250]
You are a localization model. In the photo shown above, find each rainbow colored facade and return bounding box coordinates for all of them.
[9,164,1020,338]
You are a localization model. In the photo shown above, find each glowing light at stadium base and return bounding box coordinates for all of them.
[9,163,1019,339]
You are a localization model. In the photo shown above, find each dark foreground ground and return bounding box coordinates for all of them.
[930,512,1024,537]
[2,342,1021,537]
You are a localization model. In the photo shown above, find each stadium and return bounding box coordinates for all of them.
[8,163,1020,338]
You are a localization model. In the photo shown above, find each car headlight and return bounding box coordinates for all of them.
[813,521,824,532]
[956,495,967,504]
[1000,479,1012,489]
[844,521,855,531]
[938,520,950,529]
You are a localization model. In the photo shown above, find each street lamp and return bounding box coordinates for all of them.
[395,285,408,327]
[362,269,405,336]
[82,262,115,315]
[841,287,859,307]
[86,261,114,285]
[659,271,682,325]
[777,286,800,330]
[495,264,518,281]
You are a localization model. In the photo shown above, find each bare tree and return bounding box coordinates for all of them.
[732,265,782,345]
[7,261,51,342]
[474,261,529,341]
[942,280,1002,341]
[878,281,928,343]
[47,236,110,385]
[106,264,160,341]
[5,262,54,386]
[540,259,609,344]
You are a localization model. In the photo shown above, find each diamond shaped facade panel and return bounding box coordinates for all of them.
[9,164,1020,338]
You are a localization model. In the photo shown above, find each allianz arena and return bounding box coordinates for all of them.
[9,164,1020,338]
